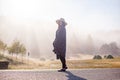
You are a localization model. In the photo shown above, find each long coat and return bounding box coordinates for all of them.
[53,25,66,58]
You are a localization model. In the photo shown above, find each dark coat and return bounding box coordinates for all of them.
[53,25,66,58]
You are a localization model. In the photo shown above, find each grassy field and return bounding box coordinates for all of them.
[50,58,120,69]
[0,54,120,69]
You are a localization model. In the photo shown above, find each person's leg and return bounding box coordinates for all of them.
[58,55,67,72]
[59,56,66,68]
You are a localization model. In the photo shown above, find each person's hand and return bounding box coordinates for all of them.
[53,49,56,54]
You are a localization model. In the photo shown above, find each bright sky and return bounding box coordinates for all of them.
[0,0,120,58]
[0,0,120,32]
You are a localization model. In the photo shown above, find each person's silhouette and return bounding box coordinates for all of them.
[64,71,87,80]
[53,18,68,72]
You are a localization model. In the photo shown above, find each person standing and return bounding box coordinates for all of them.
[53,18,68,72]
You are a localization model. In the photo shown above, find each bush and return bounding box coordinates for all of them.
[93,55,102,59]
[0,54,4,60]
[106,55,114,59]
[104,55,107,59]
[0,61,9,69]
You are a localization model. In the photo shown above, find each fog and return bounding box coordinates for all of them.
[0,16,120,59]
[0,0,120,60]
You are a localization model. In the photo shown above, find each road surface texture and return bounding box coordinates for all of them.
[0,68,120,80]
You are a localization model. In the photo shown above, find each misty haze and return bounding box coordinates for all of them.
[0,0,120,61]
[0,16,120,60]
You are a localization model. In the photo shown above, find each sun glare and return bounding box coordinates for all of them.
[2,0,57,19]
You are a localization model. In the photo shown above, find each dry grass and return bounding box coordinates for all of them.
[1,54,120,69]
[6,58,120,69]
[49,58,120,69]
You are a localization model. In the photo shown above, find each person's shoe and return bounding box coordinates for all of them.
[65,67,68,69]
[58,68,66,72]
[58,67,68,72]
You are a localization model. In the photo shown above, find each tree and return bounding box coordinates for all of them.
[85,35,95,54]
[109,42,120,55]
[100,42,120,56]
[7,46,14,56]
[7,40,26,60]
[20,44,26,62]
[0,40,7,54]
[100,43,110,54]
[8,40,19,58]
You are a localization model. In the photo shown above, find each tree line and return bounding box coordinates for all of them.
[0,39,26,59]
[99,42,120,56]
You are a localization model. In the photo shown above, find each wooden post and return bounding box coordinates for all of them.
[27,52,30,65]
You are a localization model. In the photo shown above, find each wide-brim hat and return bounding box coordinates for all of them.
[56,18,67,25]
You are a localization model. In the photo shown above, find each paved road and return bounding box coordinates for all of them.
[0,68,120,80]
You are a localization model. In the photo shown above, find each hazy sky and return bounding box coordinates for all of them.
[0,0,120,58]
[0,0,120,32]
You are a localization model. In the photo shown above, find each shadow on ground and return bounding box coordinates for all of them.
[64,71,87,80]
